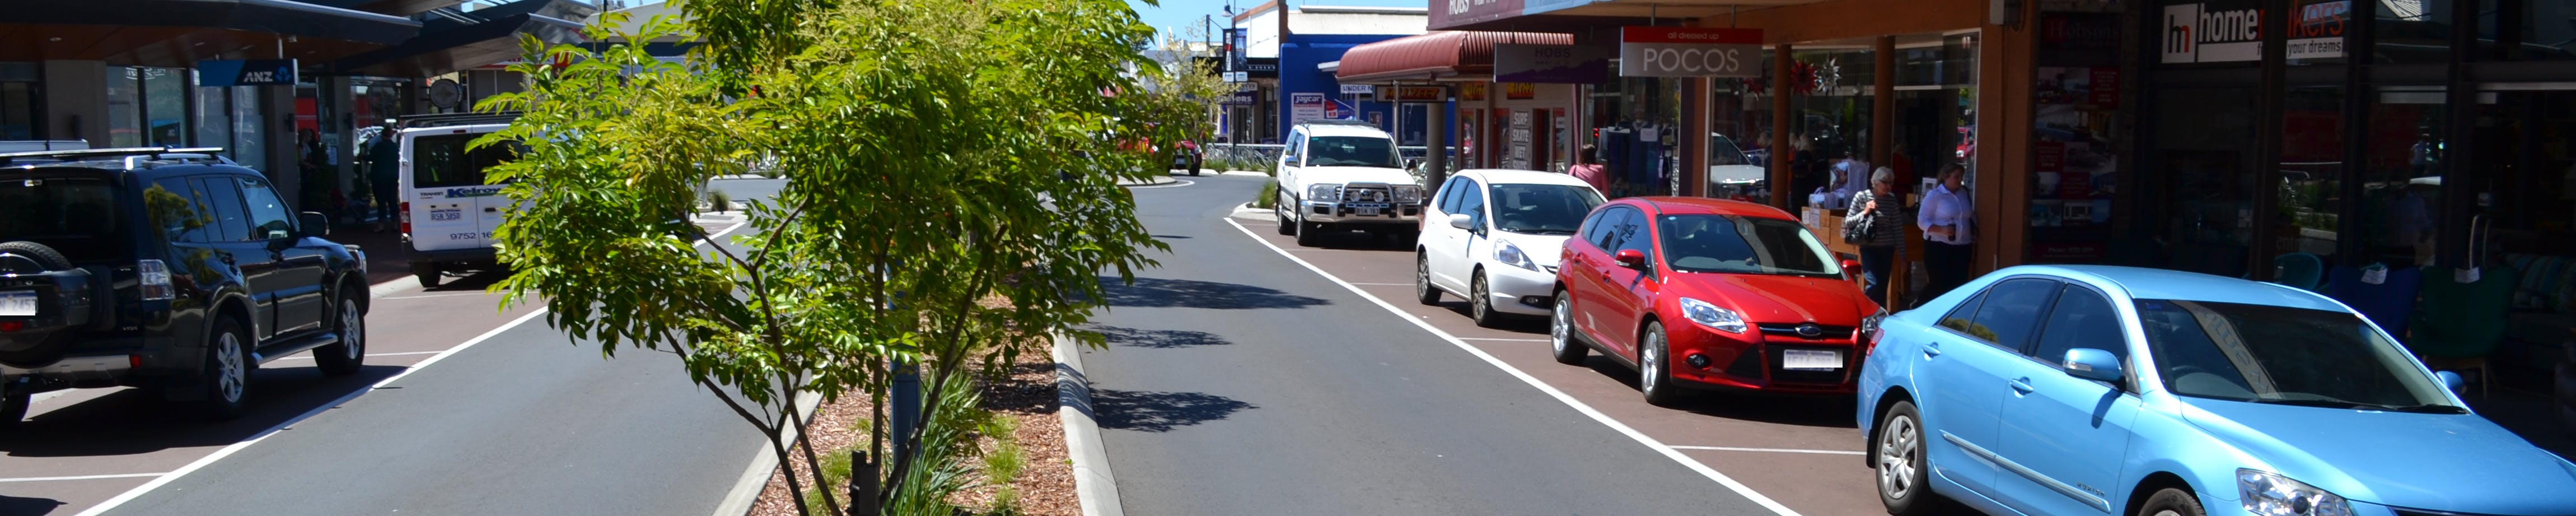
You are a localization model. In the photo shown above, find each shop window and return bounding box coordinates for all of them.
[105,67,143,147]
[2276,87,2347,263]
[2357,87,2447,267]
[230,86,267,174]
[1,63,35,140]
[143,68,186,146]
[195,74,231,158]
[2153,87,2260,277]
[2463,90,2576,258]
[2374,0,2456,64]
[2474,0,2576,61]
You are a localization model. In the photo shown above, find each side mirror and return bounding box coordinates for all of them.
[1405,158,1423,170]
[1447,213,1473,230]
[296,212,330,238]
[2436,371,2467,396]
[1614,248,1647,269]
[2060,348,2123,383]
[1841,259,1862,280]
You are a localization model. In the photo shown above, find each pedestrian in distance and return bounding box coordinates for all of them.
[1570,144,1611,195]
[1849,167,1907,306]
[1918,164,1975,304]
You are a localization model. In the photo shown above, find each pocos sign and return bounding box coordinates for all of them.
[1620,27,1762,78]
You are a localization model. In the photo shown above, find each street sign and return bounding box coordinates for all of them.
[1373,85,1449,102]
[195,59,297,87]
[1338,84,1374,95]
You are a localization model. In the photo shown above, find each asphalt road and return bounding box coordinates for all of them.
[4,190,778,516]
[1084,174,1783,515]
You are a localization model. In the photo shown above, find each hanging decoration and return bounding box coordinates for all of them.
[1789,61,1820,96]
[1815,55,1842,95]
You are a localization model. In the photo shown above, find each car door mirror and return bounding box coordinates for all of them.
[1405,158,1423,170]
[2435,370,2467,396]
[1614,248,1647,269]
[1841,259,1862,280]
[2060,348,2123,383]
[1448,213,1474,230]
[296,212,330,238]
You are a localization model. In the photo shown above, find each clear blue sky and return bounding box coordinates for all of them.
[1128,0,1427,43]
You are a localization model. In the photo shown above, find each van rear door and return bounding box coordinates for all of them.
[399,129,508,253]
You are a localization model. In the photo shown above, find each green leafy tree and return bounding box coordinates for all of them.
[474,1,1174,514]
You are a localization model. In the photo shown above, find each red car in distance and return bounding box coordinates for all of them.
[1549,197,1881,406]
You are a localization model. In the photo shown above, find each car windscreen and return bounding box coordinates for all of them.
[2136,299,2463,413]
[409,133,518,188]
[1654,215,1840,277]
[1708,134,1751,166]
[0,175,132,262]
[1489,183,1603,235]
[1306,136,1399,168]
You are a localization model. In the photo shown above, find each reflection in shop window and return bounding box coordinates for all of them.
[105,67,142,147]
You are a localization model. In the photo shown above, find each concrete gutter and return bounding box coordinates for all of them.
[1229,203,1275,221]
[1054,332,1124,516]
[712,391,824,516]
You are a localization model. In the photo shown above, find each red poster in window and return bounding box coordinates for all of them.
[2089,68,2120,108]
[2058,171,2092,199]
[2035,141,2067,173]
[294,97,319,132]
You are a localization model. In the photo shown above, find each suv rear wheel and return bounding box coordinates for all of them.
[314,287,366,377]
[197,317,253,420]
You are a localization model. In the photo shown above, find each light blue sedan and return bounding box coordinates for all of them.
[1856,265,2576,516]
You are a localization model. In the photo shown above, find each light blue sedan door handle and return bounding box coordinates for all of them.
[1922,341,1942,358]
[2010,377,2035,395]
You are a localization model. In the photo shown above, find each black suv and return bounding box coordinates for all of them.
[0,147,371,426]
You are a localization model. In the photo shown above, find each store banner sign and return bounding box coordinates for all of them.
[1495,44,1609,83]
[196,59,297,87]
[2162,1,2346,64]
[1225,91,1256,105]
[1431,0,1525,30]
[1291,92,1327,124]
[1374,86,1449,102]
[1619,27,1762,78]
[1339,84,1376,95]
[1229,28,1248,73]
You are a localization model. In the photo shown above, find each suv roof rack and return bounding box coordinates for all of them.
[1296,119,1376,127]
[395,111,522,130]
[0,146,232,167]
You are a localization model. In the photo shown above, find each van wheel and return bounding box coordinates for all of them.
[314,289,367,377]
[413,262,441,288]
[195,318,253,421]
[1294,218,1324,247]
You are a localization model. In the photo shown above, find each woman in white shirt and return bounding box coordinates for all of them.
[1918,164,1974,303]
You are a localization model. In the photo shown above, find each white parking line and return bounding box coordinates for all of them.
[378,292,489,300]
[270,351,446,361]
[72,218,752,516]
[1456,337,1550,342]
[1348,282,1411,286]
[0,472,170,483]
[1224,219,1806,516]
[1668,445,1867,455]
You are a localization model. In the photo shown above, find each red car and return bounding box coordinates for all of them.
[1548,197,1881,406]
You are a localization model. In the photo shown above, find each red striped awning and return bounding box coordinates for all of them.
[1335,31,1574,83]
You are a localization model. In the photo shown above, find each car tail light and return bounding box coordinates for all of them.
[138,259,174,301]
[400,202,412,235]
[1,320,22,332]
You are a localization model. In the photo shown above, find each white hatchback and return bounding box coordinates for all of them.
[1414,169,1606,327]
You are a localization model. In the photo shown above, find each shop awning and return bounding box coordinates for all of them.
[1335,31,1573,83]
[329,0,591,77]
[0,0,421,66]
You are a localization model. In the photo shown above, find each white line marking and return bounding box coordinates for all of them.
[74,217,752,516]
[0,472,170,483]
[1224,219,1807,516]
[1668,445,1867,455]
[71,308,550,516]
[1348,282,1411,286]
[378,292,488,300]
[270,351,446,361]
[1457,337,1550,342]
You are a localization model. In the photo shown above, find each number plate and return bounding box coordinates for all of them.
[1783,349,1842,370]
[0,291,35,317]
[1355,206,1381,216]
[429,208,464,222]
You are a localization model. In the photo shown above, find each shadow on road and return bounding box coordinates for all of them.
[1085,326,1233,349]
[1575,356,1858,429]
[1091,388,1254,433]
[0,495,66,516]
[422,269,510,292]
[1289,230,1415,252]
[1096,277,1328,310]
[1431,300,1550,333]
[0,364,406,458]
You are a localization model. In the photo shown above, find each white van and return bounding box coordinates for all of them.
[394,113,520,287]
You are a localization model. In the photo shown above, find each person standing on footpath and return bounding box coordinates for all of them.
[367,120,401,232]
[1918,164,1975,303]
[1570,144,1611,195]
[1848,167,1908,306]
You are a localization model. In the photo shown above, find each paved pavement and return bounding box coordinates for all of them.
[2,201,773,516]
[1083,174,1795,515]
